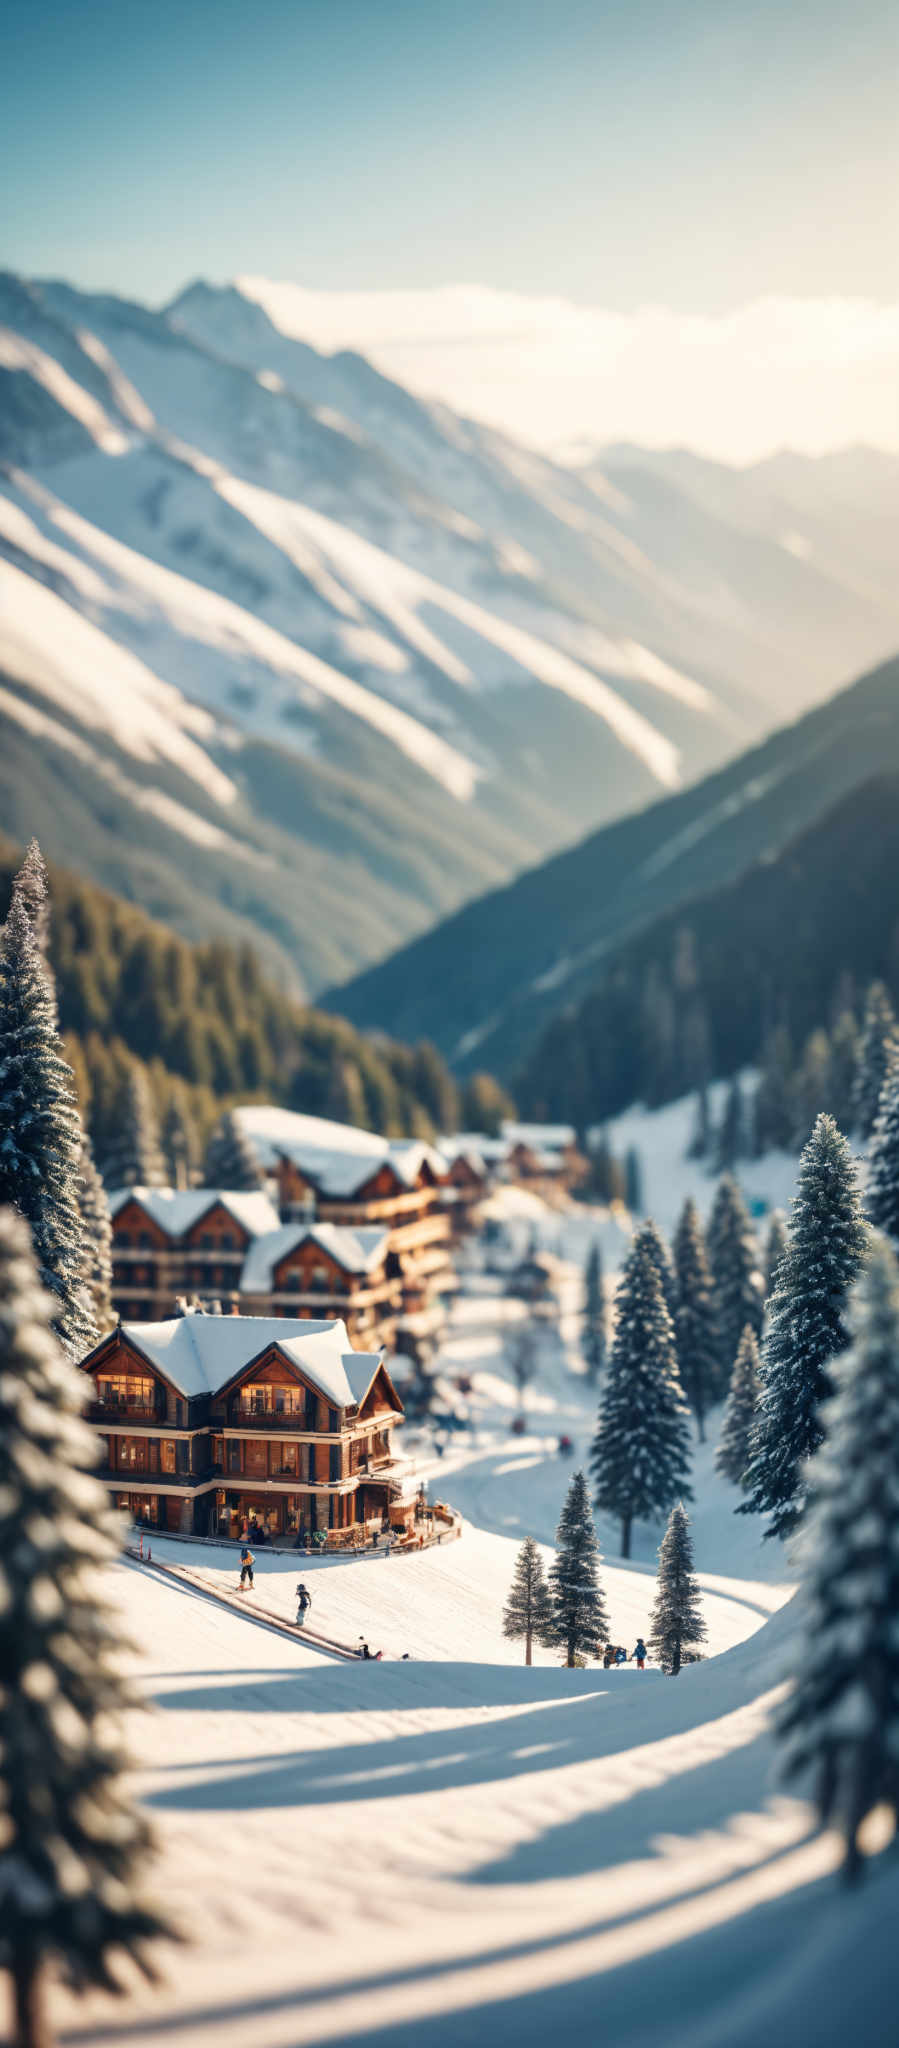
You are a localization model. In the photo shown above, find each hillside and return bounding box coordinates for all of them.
[517,771,899,1123]
[0,844,470,1159]
[3,272,899,995]
[330,650,899,1075]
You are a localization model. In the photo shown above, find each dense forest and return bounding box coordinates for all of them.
[0,842,513,1167]
[517,774,899,1131]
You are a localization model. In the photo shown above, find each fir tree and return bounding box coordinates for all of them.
[502,1536,553,1665]
[686,1083,711,1161]
[591,1226,692,1558]
[706,1175,764,1379]
[865,1050,899,1245]
[14,838,52,966]
[0,891,96,1358]
[640,1215,678,1327]
[672,1197,722,1438]
[852,981,897,1139]
[742,1114,868,1538]
[649,1502,707,1675]
[161,1087,198,1191]
[778,1237,899,1879]
[203,1108,264,1191]
[544,1470,609,1667]
[0,1207,167,2046]
[625,1146,643,1215]
[582,1240,606,1382]
[78,1132,113,1332]
[100,1064,167,1189]
[764,1209,789,1298]
[715,1324,761,1486]
[716,1076,745,1173]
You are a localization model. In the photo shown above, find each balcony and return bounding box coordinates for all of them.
[226,1409,324,1434]
[87,1401,165,1425]
[97,1464,221,1489]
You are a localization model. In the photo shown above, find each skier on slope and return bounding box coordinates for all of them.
[239,1545,254,1591]
[295,1582,311,1625]
[632,1637,648,1670]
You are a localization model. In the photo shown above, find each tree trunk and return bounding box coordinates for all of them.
[672,1640,681,1677]
[13,1954,50,2048]
[567,1636,575,1669]
[621,1514,632,1559]
[525,1627,532,1667]
[697,1411,706,1443]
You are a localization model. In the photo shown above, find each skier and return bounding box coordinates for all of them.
[632,1637,648,1671]
[295,1582,311,1626]
[239,1545,254,1591]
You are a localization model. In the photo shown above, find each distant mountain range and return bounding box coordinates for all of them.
[2,268,899,995]
[331,652,899,1079]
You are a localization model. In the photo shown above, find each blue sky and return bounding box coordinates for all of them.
[4,0,898,310]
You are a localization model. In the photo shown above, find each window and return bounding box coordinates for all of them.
[96,1374,155,1413]
[174,1401,183,1428]
[138,1232,152,1250]
[200,1233,214,1250]
[276,1444,298,1476]
[120,1439,147,1470]
[239,1383,304,1417]
[160,1441,176,1474]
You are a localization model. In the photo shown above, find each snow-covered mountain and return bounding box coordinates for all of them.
[2,268,898,993]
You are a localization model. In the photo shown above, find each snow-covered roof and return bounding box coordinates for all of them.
[232,1105,448,1196]
[115,1313,382,1408]
[501,1122,576,1153]
[440,1132,510,1166]
[239,1222,389,1293]
[108,1187,281,1239]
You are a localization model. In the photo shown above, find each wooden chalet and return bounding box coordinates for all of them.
[109,1189,281,1321]
[79,1311,412,1543]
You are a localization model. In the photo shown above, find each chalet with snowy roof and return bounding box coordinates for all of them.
[109,1188,281,1321]
[232,1106,466,1338]
[500,1122,588,1197]
[79,1311,411,1542]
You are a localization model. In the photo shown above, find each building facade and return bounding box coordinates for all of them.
[79,1312,412,1543]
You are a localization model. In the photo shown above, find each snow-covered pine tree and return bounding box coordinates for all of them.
[852,981,897,1140]
[544,1470,609,1666]
[582,1240,606,1381]
[706,1175,764,1380]
[865,1050,899,1245]
[640,1216,678,1327]
[648,1502,707,1675]
[100,1064,166,1190]
[14,838,52,966]
[778,1236,899,1878]
[161,1087,198,1191]
[78,1133,113,1333]
[672,1197,722,1437]
[591,1225,692,1558]
[742,1114,868,1538]
[0,1207,167,2047]
[715,1324,761,1486]
[502,1536,553,1665]
[0,891,96,1359]
[203,1108,264,1191]
[764,1209,789,1298]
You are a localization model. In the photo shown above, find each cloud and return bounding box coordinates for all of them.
[238,278,899,465]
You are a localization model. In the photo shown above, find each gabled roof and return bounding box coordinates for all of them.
[501,1121,577,1152]
[111,1314,382,1408]
[440,1131,507,1166]
[233,1105,448,1197]
[239,1222,389,1294]
[108,1187,281,1239]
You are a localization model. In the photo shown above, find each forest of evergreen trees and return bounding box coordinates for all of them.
[517,774,899,1131]
[0,844,513,1165]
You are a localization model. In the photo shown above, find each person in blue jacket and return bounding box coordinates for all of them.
[633,1637,647,1670]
